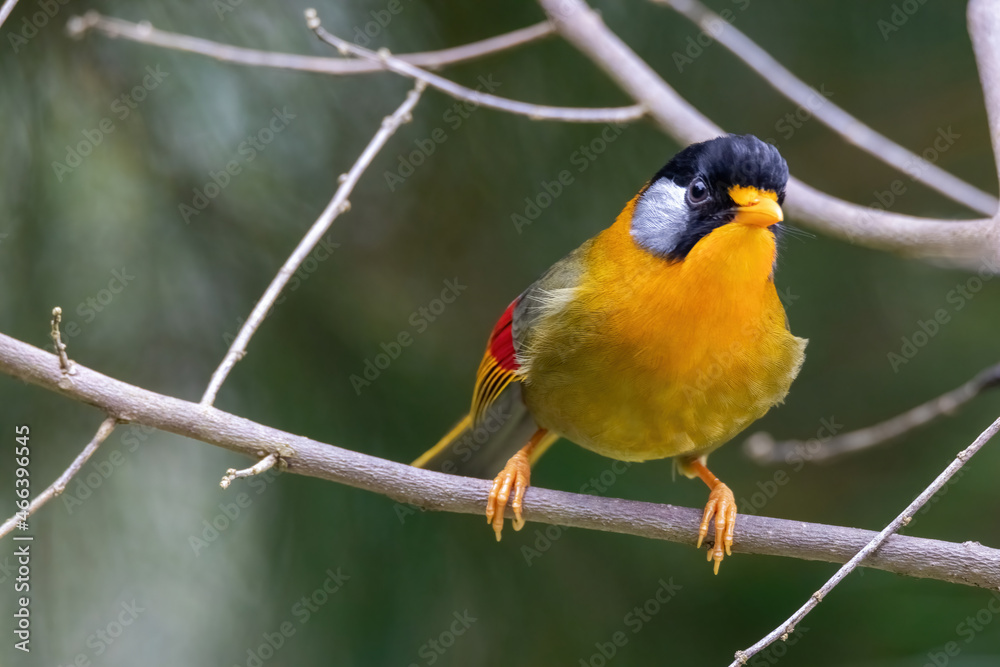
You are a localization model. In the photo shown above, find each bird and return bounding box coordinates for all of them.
[413,134,807,573]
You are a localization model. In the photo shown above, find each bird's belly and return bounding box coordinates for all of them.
[522,318,805,462]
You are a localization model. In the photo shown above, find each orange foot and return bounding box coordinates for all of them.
[485,448,531,541]
[697,482,737,575]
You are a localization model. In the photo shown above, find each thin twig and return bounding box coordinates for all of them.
[220,452,279,489]
[654,0,997,217]
[537,0,998,263]
[200,82,425,406]
[66,11,555,76]
[305,9,646,124]
[0,416,117,539]
[0,0,19,30]
[49,306,73,374]
[67,9,644,124]
[729,413,1000,666]
[2,331,999,588]
[745,362,1000,464]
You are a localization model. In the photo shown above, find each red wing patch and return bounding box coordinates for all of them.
[471,300,520,425]
[488,300,519,372]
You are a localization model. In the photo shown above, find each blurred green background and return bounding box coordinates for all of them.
[2,0,999,665]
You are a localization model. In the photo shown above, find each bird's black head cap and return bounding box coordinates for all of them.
[655,134,788,200]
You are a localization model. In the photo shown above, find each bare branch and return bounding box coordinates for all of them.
[305,9,646,124]
[1,331,998,589]
[66,11,555,76]
[729,413,1000,666]
[746,362,1000,464]
[0,0,20,30]
[200,82,425,406]
[969,0,1000,192]
[654,0,997,217]
[537,0,999,262]
[220,452,279,489]
[781,180,994,258]
[0,416,117,540]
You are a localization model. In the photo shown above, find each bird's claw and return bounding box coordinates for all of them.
[485,450,532,540]
[696,483,737,575]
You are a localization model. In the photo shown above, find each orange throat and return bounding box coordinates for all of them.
[590,202,782,376]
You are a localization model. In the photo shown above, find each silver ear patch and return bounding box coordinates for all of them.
[630,179,687,258]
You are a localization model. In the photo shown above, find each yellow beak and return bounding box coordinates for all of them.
[735,196,783,228]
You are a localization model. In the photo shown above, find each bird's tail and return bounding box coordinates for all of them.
[412,384,557,478]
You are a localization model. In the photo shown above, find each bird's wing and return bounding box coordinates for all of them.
[470,239,592,425]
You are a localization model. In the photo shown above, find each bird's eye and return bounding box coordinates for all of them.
[687,179,710,204]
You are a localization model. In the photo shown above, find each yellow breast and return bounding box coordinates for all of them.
[521,197,806,461]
